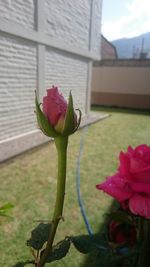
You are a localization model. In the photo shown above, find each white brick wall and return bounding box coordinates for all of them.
[0,0,102,159]
[91,0,102,53]
[44,0,91,50]
[0,0,35,30]
[0,33,37,141]
[45,49,88,113]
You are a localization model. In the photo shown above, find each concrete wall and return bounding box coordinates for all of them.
[0,0,102,161]
[92,60,150,109]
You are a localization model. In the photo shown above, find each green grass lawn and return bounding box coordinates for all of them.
[0,107,150,267]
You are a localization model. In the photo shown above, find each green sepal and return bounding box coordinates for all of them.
[40,238,71,263]
[62,92,76,136]
[35,94,58,138]
[73,109,82,133]
[27,223,51,250]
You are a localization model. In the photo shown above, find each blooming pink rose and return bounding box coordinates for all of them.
[96,145,150,219]
[43,86,67,127]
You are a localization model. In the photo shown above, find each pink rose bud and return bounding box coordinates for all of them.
[43,86,67,128]
[35,86,81,137]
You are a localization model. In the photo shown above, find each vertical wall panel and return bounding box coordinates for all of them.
[44,0,91,50]
[45,49,88,114]
[0,34,37,141]
[0,0,35,30]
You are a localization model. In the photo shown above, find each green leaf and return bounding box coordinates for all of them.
[0,203,14,217]
[62,92,76,135]
[71,234,109,254]
[71,235,93,253]
[35,94,58,138]
[27,223,51,250]
[108,211,133,224]
[41,238,71,263]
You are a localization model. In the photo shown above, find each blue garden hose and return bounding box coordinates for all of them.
[76,126,93,236]
[76,125,111,252]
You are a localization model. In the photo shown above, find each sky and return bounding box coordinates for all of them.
[102,0,150,41]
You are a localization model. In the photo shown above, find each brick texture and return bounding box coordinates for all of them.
[0,33,37,141]
[101,36,117,59]
[0,0,35,30]
[45,49,88,114]
[44,0,91,50]
[0,0,102,150]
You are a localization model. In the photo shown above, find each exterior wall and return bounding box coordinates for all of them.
[101,35,118,59]
[0,0,102,160]
[92,60,150,109]
[90,0,102,53]
[44,0,90,50]
[0,0,35,30]
[0,33,37,141]
[45,49,88,112]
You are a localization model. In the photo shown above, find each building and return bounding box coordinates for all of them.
[101,35,117,59]
[0,0,102,161]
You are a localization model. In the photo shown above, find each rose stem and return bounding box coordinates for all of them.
[38,136,68,267]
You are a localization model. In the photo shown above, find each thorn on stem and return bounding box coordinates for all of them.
[58,215,65,221]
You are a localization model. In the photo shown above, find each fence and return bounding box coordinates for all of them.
[92,59,150,109]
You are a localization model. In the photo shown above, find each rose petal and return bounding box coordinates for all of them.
[132,144,150,168]
[119,152,130,177]
[47,86,58,97]
[132,170,150,183]
[134,144,150,157]
[131,181,150,194]
[43,96,61,125]
[120,145,150,183]
[127,146,134,155]
[96,173,132,202]
[47,87,67,109]
[129,194,150,219]
[43,87,67,126]
[130,157,150,174]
